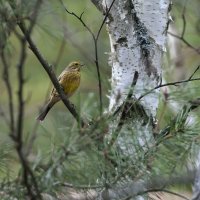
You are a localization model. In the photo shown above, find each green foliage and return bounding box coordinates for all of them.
[0,140,13,178]
[0,0,200,199]
[152,105,200,175]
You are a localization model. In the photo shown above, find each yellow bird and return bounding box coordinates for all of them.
[37,61,84,121]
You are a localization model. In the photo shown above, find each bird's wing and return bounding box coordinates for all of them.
[49,71,65,97]
[57,71,66,84]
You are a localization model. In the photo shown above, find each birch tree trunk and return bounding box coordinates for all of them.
[92,1,169,139]
[107,0,169,115]
[91,0,170,199]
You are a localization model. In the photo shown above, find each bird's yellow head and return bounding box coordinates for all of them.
[67,61,84,72]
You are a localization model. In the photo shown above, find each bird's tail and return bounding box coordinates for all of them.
[36,100,56,121]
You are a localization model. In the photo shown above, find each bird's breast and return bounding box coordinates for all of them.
[61,71,81,98]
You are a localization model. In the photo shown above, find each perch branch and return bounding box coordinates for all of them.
[17,22,85,127]
[59,0,116,115]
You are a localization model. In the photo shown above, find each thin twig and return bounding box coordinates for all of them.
[18,147,42,199]
[168,32,200,54]
[1,51,15,135]
[14,34,42,199]
[3,2,42,198]
[181,0,188,38]
[168,0,200,55]
[59,0,116,115]
[59,0,95,39]
[137,65,200,101]
[58,0,101,114]
[16,38,26,142]
[188,65,200,80]
[26,37,66,156]
[94,0,116,115]
[96,0,115,41]
[54,169,196,200]
[10,1,84,127]
[107,71,139,148]
[17,22,85,127]
[26,0,43,36]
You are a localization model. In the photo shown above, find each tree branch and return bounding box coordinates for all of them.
[58,170,195,200]
[26,0,43,36]
[145,189,189,200]
[2,2,43,198]
[16,38,26,143]
[0,51,15,135]
[104,170,195,199]
[13,33,42,200]
[138,65,200,101]
[107,71,139,148]
[25,37,66,157]
[168,0,200,55]
[17,22,85,127]
[168,32,200,54]
[59,0,116,115]
[181,0,188,38]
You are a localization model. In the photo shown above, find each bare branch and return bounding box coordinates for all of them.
[25,38,66,157]
[58,0,104,114]
[168,0,200,55]
[94,0,117,115]
[0,51,15,135]
[104,170,195,199]
[14,34,42,199]
[17,146,42,199]
[59,0,95,39]
[17,22,86,127]
[189,65,200,80]
[107,71,139,148]
[138,65,200,101]
[59,0,116,115]
[96,0,116,41]
[181,0,188,38]
[8,0,85,127]
[16,38,26,142]
[56,170,195,200]
[26,0,43,36]
[168,32,200,54]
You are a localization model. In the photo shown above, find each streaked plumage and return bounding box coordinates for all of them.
[37,61,83,121]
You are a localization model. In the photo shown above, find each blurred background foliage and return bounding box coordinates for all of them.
[0,0,111,188]
[0,0,200,198]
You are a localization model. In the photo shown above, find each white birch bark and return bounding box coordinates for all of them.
[94,0,169,145]
[91,0,170,199]
[105,0,169,117]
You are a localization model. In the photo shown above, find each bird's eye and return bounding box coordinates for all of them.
[75,63,78,65]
